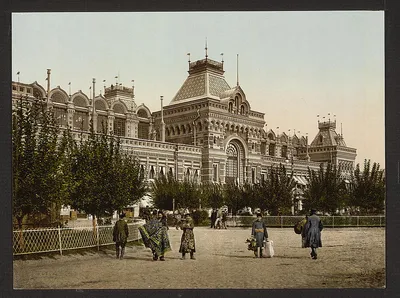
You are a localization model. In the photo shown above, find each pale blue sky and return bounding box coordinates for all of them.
[12,12,384,167]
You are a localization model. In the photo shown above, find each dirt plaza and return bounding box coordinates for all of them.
[13,227,385,289]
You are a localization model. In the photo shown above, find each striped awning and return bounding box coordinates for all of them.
[294,176,307,185]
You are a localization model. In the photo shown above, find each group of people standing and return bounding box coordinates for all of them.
[113,209,196,261]
[210,208,228,229]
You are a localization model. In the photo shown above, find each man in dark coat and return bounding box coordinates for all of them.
[251,213,268,258]
[113,213,129,259]
[210,209,217,228]
[302,209,323,259]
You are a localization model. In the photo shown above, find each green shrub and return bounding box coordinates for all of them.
[192,210,209,225]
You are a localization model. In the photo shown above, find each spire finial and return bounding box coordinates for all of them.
[236,54,239,86]
[221,53,224,63]
[205,37,208,60]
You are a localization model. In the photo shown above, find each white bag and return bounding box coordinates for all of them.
[264,240,274,258]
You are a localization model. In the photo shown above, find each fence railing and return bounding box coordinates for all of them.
[13,223,142,256]
[226,215,385,228]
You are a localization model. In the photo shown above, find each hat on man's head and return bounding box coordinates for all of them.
[256,212,262,217]
[310,209,317,214]
[119,213,126,218]
[152,210,158,216]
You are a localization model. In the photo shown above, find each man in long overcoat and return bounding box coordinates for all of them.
[302,209,323,259]
[113,213,129,259]
[251,213,269,258]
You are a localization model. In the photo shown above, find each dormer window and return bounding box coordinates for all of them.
[319,135,323,143]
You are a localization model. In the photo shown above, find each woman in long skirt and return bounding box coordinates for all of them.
[179,213,196,260]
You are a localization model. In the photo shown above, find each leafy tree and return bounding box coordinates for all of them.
[67,124,146,225]
[348,160,385,215]
[303,163,346,215]
[201,182,224,209]
[256,164,296,215]
[150,173,178,210]
[12,97,65,229]
[223,182,242,214]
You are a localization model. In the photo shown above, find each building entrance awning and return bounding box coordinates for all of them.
[294,176,307,185]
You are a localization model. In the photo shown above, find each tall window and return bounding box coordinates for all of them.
[114,118,126,136]
[213,164,218,182]
[269,143,276,156]
[73,110,88,131]
[138,122,149,139]
[226,143,238,183]
[281,145,288,158]
[252,168,256,184]
[149,166,155,179]
[97,115,108,134]
[53,107,67,127]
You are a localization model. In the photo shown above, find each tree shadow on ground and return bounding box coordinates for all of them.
[273,255,304,259]
[212,253,254,259]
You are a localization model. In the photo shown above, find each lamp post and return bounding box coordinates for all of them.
[286,150,295,215]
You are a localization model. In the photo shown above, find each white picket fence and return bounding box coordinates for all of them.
[226,215,385,228]
[13,223,142,256]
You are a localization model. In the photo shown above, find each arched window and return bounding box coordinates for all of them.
[149,166,155,179]
[140,165,145,180]
[240,105,245,115]
[269,143,276,156]
[226,143,238,183]
[229,102,233,113]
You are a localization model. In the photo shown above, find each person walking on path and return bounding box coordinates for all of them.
[210,209,217,229]
[302,209,323,259]
[138,210,172,261]
[179,213,196,260]
[113,213,129,260]
[221,210,228,229]
[251,213,268,258]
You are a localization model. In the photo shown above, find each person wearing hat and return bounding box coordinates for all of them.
[113,213,129,259]
[138,209,171,261]
[251,212,269,258]
[179,213,196,260]
[302,209,323,259]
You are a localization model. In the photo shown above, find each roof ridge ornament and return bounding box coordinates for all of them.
[205,37,208,61]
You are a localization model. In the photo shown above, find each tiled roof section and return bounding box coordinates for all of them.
[219,88,237,100]
[209,74,231,97]
[172,74,206,102]
[310,129,347,147]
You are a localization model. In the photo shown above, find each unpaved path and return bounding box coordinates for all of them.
[13,227,385,289]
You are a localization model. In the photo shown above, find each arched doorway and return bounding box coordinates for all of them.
[225,139,246,184]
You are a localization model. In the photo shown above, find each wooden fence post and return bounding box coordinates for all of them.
[58,226,63,256]
[97,225,100,251]
[332,216,334,228]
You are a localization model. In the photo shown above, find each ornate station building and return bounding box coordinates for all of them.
[12,53,357,202]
